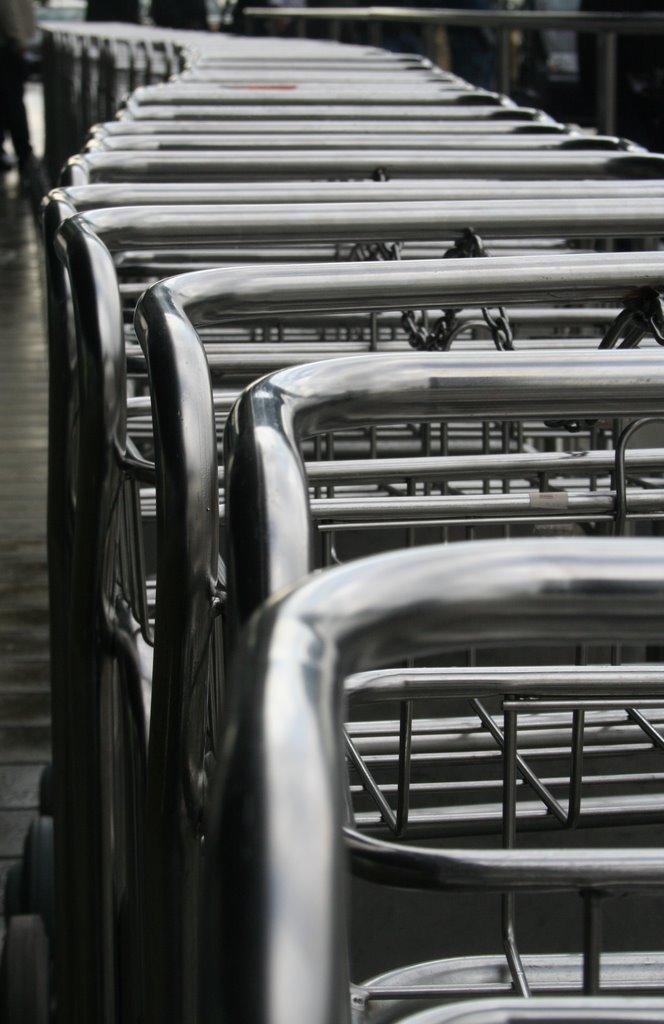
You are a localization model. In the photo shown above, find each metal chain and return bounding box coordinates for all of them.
[402,229,515,352]
[599,286,664,349]
[400,309,459,351]
[481,305,514,351]
[548,288,664,433]
[543,417,598,434]
[348,241,402,262]
[442,228,487,260]
[348,226,515,352]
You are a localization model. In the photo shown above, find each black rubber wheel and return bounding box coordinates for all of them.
[4,862,24,922]
[22,818,55,945]
[1,914,49,1023]
[38,766,52,818]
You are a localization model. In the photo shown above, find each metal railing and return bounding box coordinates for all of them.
[243,6,664,137]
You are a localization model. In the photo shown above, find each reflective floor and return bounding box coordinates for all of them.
[0,84,50,941]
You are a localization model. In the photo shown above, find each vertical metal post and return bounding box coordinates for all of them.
[498,26,511,97]
[330,17,341,42]
[596,31,618,136]
[395,700,413,838]
[501,709,530,998]
[583,890,603,994]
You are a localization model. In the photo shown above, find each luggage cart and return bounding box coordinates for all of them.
[40,234,664,1024]
[45,197,664,771]
[202,537,664,1024]
[134,254,664,1021]
[45,209,664,1024]
[40,23,182,182]
[43,175,664,729]
[20,21,664,1024]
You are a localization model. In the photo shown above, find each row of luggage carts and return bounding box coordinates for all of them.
[4,21,664,1024]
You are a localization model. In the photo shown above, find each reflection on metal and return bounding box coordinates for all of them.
[204,537,664,1024]
[34,18,664,1024]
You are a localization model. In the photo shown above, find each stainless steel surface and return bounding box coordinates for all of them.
[34,19,664,1024]
[90,133,621,154]
[62,149,664,186]
[51,178,664,213]
[140,250,664,327]
[203,537,664,1024]
[64,198,664,248]
[396,997,664,1023]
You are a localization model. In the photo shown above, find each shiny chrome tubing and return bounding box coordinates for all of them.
[47,178,664,215]
[119,102,542,121]
[134,252,664,1024]
[46,182,659,561]
[42,189,91,1024]
[89,119,562,136]
[51,198,143,1024]
[50,215,664,1006]
[133,249,664,630]
[175,66,440,82]
[134,342,664,1015]
[345,663,664,703]
[64,198,664,248]
[173,69,442,83]
[396,998,664,1023]
[203,538,664,1024]
[359,953,664,1011]
[188,55,427,68]
[61,149,664,186]
[92,133,618,154]
[217,347,664,633]
[46,205,664,958]
[138,249,664,328]
[49,209,664,644]
[127,82,501,104]
[47,199,664,526]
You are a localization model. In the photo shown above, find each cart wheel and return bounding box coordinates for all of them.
[4,862,24,921]
[1,915,49,1023]
[22,818,55,945]
[38,767,52,818]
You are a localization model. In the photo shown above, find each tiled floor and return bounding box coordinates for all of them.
[0,84,51,939]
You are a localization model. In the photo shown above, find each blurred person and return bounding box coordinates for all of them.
[86,0,140,21]
[0,0,36,180]
[579,0,664,151]
[262,0,306,38]
[444,0,497,91]
[150,0,209,30]
[380,0,497,87]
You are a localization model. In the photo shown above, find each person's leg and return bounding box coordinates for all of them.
[0,48,33,171]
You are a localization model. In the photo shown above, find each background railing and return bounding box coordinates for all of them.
[243,6,664,137]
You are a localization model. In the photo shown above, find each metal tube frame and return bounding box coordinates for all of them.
[202,536,664,1024]
[242,6,664,137]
